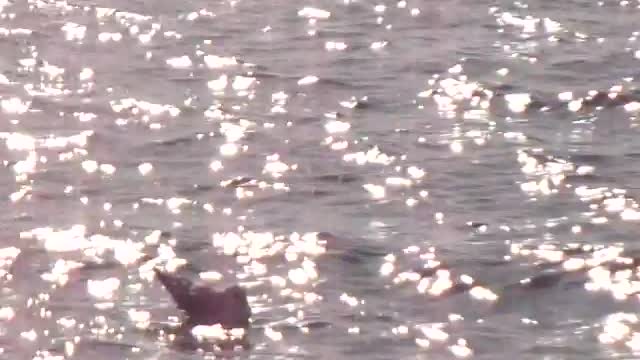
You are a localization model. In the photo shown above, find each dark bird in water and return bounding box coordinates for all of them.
[153,268,251,329]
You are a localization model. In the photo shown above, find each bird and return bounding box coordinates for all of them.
[153,268,251,329]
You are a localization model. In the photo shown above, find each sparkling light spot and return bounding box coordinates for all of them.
[450,141,463,153]
[79,68,94,80]
[298,7,331,19]
[363,184,386,199]
[199,271,223,281]
[128,309,151,329]
[210,160,223,171]
[61,22,86,41]
[298,75,319,86]
[208,75,228,92]
[469,286,499,301]
[1,97,30,114]
[21,329,37,341]
[203,55,238,68]
[232,76,256,91]
[191,324,232,341]
[415,338,431,348]
[449,339,473,358]
[87,277,120,299]
[505,93,531,113]
[339,293,359,307]
[370,41,388,50]
[0,307,14,321]
[325,41,348,51]
[558,91,573,101]
[220,143,239,156]
[419,325,449,342]
[265,327,283,341]
[166,55,192,69]
[81,160,98,174]
[97,32,122,42]
[288,268,309,285]
[138,162,153,175]
[407,166,426,179]
[324,120,351,133]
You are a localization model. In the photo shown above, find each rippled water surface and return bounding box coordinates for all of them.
[5,0,640,359]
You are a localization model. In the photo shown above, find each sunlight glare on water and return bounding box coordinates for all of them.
[2,0,640,358]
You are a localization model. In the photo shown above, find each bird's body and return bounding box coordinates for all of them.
[154,268,251,329]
